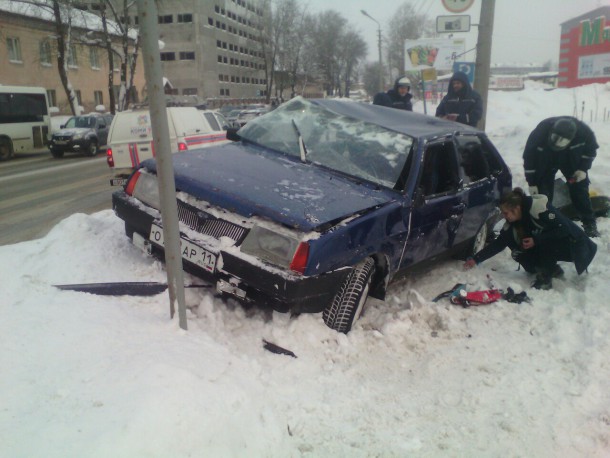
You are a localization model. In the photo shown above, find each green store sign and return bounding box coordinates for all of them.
[580,16,610,46]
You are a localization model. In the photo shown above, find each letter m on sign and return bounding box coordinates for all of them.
[580,17,602,46]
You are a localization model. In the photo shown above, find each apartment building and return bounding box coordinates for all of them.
[0,2,144,114]
[117,0,269,105]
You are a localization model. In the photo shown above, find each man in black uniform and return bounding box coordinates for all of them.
[373,76,413,111]
[523,116,600,237]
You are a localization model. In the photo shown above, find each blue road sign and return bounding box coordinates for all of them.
[453,61,475,85]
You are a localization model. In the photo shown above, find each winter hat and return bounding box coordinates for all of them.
[549,118,577,150]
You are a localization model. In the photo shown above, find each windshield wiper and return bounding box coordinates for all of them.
[291,119,308,163]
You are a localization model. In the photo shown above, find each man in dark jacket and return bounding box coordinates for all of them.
[373,76,413,111]
[464,189,597,290]
[523,116,600,237]
[435,71,483,127]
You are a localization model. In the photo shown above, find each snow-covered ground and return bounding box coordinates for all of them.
[2,82,610,457]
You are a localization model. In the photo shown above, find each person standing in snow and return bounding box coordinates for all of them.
[373,76,413,111]
[523,116,600,237]
[435,71,483,127]
[464,188,597,290]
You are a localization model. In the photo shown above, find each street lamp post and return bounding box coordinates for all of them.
[361,10,383,93]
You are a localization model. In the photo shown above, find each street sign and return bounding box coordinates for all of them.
[436,15,471,33]
[441,0,475,13]
[453,61,475,85]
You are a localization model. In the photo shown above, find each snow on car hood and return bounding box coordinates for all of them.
[53,128,92,136]
[143,143,399,232]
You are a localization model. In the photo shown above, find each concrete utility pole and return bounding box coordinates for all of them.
[137,0,188,330]
[473,0,495,130]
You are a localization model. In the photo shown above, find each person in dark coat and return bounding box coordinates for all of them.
[523,116,600,237]
[435,71,483,127]
[373,76,413,111]
[464,188,597,290]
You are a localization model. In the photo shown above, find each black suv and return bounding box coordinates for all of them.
[49,113,114,158]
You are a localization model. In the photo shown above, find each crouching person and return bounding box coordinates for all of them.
[464,188,597,290]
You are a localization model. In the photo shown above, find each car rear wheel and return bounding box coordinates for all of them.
[323,257,375,334]
[87,140,98,156]
[50,148,64,158]
[0,137,13,161]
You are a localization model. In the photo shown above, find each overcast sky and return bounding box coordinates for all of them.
[303,0,608,65]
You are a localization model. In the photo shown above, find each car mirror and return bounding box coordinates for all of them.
[60,124,65,129]
[226,127,241,142]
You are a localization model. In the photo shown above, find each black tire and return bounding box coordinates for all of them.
[0,137,14,161]
[87,140,98,156]
[50,148,64,158]
[323,257,375,334]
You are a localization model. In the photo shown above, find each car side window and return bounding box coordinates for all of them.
[420,141,461,197]
[204,112,220,131]
[456,135,502,184]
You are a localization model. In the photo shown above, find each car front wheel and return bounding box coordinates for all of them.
[87,140,98,156]
[323,257,375,334]
[0,137,13,161]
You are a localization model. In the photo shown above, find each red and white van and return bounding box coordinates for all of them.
[106,107,229,186]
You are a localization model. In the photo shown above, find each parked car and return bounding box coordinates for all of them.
[106,106,229,186]
[236,107,269,126]
[112,97,512,333]
[49,113,114,158]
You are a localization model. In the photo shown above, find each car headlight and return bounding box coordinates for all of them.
[240,225,302,269]
[129,171,161,209]
[73,133,83,140]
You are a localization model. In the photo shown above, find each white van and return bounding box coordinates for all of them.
[107,106,229,186]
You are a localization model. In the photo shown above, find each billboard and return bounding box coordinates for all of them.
[578,53,610,79]
[404,38,466,71]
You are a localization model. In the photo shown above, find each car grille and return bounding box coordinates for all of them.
[177,200,246,243]
[54,136,72,142]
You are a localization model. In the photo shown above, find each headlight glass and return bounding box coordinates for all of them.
[240,225,300,268]
[73,133,83,140]
[132,172,161,209]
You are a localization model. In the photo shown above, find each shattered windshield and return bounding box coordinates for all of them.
[237,97,414,189]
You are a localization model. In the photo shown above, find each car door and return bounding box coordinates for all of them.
[405,138,468,263]
[97,117,109,145]
[452,134,504,244]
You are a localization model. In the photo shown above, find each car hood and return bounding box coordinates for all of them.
[143,142,400,232]
[53,128,92,136]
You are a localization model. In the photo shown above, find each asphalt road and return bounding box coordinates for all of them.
[0,150,116,246]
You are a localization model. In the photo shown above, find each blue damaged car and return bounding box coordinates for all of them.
[112,97,511,333]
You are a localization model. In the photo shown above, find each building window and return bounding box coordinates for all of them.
[67,44,78,67]
[7,37,22,62]
[75,90,82,105]
[208,17,213,25]
[179,51,195,60]
[47,89,57,107]
[94,90,103,105]
[183,88,198,95]
[177,13,193,23]
[90,47,100,69]
[160,52,176,61]
[39,40,52,65]
[158,15,173,24]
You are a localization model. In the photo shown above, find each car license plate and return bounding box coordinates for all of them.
[110,178,128,186]
[55,140,68,145]
[149,223,216,273]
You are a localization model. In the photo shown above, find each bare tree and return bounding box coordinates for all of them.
[337,30,367,97]
[386,2,430,78]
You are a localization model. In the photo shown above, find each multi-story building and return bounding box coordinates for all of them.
[559,6,610,88]
[0,2,144,114]
[117,0,269,106]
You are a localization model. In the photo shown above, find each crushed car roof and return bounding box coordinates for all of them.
[311,99,480,139]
